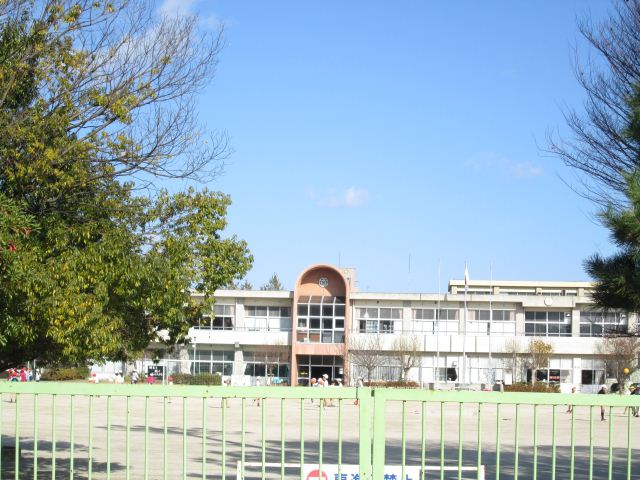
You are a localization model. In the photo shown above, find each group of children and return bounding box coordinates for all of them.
[7,367,40,382]
[309,373,343,407]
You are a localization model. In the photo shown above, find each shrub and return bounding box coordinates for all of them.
[504,382,560,393]
[367,380,420,389]
[41,366,90,381]
[171,372,222,386]
[125,373,147,383]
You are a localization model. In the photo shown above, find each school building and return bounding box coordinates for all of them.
[122,264,638,392]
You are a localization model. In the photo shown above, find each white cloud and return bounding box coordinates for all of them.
[465,152,543,178]
[159,0,197,18]
[158,0,222,30]
[512,162,543,178]
[317,187,370,208]
[343,187,370,207]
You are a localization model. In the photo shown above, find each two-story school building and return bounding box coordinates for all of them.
[123,264,638,392]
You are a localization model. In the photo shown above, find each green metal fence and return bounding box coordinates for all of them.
[0,382,639,479]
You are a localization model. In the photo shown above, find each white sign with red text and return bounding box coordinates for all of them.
[303,464,421,480]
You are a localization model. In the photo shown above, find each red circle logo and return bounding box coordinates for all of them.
[306,469,329,480]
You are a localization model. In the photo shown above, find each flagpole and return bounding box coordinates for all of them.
[436,260,441,389]
[463,262,468,386]
[489,262,493,383]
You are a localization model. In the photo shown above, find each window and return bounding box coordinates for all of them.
[246,306,291,317]
[581,369,605,385]
[297,296,345,343]
[468,356,507,384]
[580,359,605,385]
[525,311,571,337]
[580,310,627,337]
[503,290,536,296]
[189,349,234,375]
[466,289,491,295]
[527,368,572,384]
[418,355,461,383]
[356,307,402,334]
[540,290,563,296]
[243,350,290,380]
[412,308,459,334]
[194,315,212,330]
[245,305,292,331]
[212,304,234,330]
[195,305,235,330]
[468,310,516,336]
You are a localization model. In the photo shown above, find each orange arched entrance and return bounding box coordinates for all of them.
[290,265,352,385]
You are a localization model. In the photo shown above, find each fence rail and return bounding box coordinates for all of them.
[0,382,639,479]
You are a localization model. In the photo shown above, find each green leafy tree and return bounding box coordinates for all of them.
[260,273,284,291]
[225,279,253,290]
[585,78,640,313]
[585,170,640,313]
[0,1,252,369]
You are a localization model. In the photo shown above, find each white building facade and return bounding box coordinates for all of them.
[128,264,638,393]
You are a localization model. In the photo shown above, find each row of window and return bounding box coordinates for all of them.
[191,361,290,378]
[579,311,627,336]
[296,330,345,343]
[192,304,630,338]
[187,349,607,386]
[524,311,572,337]
[245,306,291,318]
[360,307,449,334]
[298,304,346,317]
[189,349,290,378]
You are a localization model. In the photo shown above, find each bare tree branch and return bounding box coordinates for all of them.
[348,333,388,383]
[547,0,640,209]
[392,335,421,382]
[0,0,227,195]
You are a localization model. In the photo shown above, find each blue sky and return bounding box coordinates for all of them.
[160,1,617,292]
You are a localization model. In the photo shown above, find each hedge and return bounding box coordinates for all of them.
[41,366,90,381]
[504,382,560,393]
[171,372,222,386]
[366,380,420,388]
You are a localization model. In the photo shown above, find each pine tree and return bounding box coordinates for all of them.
[260,273,284,291]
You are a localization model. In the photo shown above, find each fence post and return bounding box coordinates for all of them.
[371,389,387,479]
[358,388,373,479]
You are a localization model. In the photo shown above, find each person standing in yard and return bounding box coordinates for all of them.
[255,377,262,407]
[221,377,231,408]
[622,383,632,414]
[631,385,640,417]
[130,370,139,384]
[566,386,577,414]
[354,376,364,406]
[309,377,318,404]
[598,385,608,421]
[321,374,331,408]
